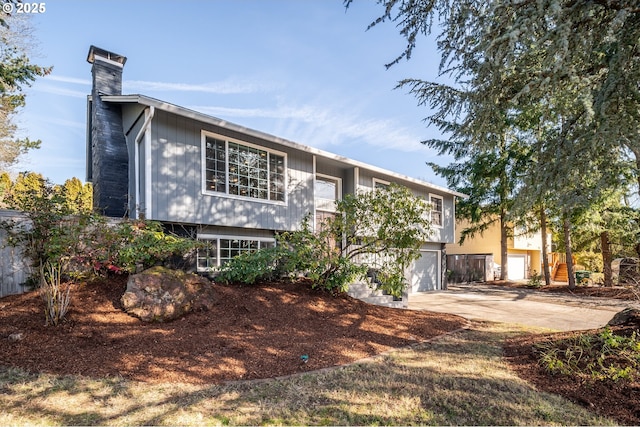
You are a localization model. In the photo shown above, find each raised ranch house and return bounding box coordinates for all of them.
[86,46,464,305]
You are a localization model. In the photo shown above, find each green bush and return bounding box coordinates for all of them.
[93,220,200,275]
[536,327,640,383]
[2,209,200,282]
[527,271,544,288]
[574,251,603,272]
[277,218,368,294]
[216,184,431,297]
[214,221,368,294]
[216,246,289,285]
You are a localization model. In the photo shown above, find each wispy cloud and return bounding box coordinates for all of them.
[35,75,429,154]
[39,74,277,96]
[125,78,277,94]
[191,103,429,153]
[31,83,87,98]
[45,75,91,85]
[191,105,318,120]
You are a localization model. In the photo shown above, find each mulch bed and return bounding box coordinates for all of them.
[3,275,640,423]
[504,327,640,425]
[0,275,466,385]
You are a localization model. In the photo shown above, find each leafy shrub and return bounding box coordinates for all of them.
[536,327,640,383]
[216,184,431,297]
[527,271,543,288]
[0,188,100,285]
[276,217,368,293]
[93,220,201,275]
[574,251,603,272]
[215,220,368,293]
[216,246,289,285]
[2,201,200,281]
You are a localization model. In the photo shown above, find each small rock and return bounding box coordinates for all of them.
[8,332,24,342]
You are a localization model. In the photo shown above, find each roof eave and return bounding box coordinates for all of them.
[101,94,468,198]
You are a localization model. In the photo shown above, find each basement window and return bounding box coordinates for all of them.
[196,235,276,272]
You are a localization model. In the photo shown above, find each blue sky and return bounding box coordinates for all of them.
[13,0,451,186]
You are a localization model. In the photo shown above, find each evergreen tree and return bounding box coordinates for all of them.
[350,0,639,284]
[61,177,93,214]
[0,8,51,169]
[0,170,11,208]
[10,171,46,211]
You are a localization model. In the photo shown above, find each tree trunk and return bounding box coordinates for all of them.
[631,146,640,199]
[540,206,551,287]
[500,208,508,281]
[564,216,576,289]
[601,231,613,287]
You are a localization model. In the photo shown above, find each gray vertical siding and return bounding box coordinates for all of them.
[135,109,456,241]
[145,111,314,231]
[357,169,456,244]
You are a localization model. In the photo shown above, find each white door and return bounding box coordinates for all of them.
[411,251,440,292]
[507,255,526,280]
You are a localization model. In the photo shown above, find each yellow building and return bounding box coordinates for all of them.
[446,219,549,282]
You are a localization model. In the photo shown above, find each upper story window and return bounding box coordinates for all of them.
[430,194,443,227]
[203,132,286,202]
[315,174,341,212]
[373,178,390,190]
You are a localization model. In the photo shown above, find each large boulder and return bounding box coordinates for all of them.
[607,307,640,329]
[121,266,215,322]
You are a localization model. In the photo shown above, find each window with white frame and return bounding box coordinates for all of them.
[203,133,286,202]
[315,175,341,212]
[196,236,276,271]
[430,194,443,227]
[373,178,390,190]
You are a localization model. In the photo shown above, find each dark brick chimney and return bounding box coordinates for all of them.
[86,46,129,217]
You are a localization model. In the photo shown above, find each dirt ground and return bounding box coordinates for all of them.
[0,275,466,385]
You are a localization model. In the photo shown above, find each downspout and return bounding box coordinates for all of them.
[134,106,155,219]
[312,155,317,231]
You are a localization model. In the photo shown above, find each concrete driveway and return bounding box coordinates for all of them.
[409,283,639,331]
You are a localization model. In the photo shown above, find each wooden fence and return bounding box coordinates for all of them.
[0,209,33,298]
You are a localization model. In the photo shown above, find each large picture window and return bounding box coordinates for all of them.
[204,133,286,202]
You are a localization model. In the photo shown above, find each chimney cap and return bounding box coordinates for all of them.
[87,45,127,66]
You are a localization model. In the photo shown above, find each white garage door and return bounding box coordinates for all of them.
[507,255,526,280]
[411,251,440,292]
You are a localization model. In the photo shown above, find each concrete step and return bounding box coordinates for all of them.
[348,282,406,308]
[359,295,406,309]
[347,282,385,298]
